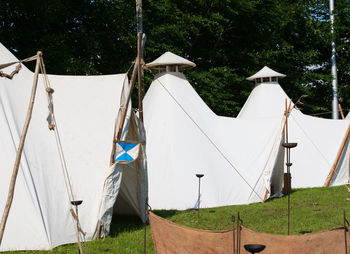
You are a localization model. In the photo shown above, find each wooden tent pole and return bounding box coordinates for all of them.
[339,104,345,120]
[0,52,42,246]
[116,60,139,142]
[325,125,350,186]
[137,33,144,122]
[112,0,144,163]
[136,0,144,122]
[281,99,293,134]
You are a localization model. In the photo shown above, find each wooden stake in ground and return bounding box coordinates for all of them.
[0,52,42,246]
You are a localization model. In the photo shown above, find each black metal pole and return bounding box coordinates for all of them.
[144,203,146,254]
[284,144,297,235]
[76,205,80,254]
[231,214,235,254]
[286,111,290,236]
[236,212,240,254]
[345,210,348,254]
[233,223,235,254]
[196,174,204,218]
[238,212,241,254]
[198,177,201,217]
[282,127,297,235]
[287,148,290,236]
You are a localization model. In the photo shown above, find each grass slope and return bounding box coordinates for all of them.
[7,185,350,253]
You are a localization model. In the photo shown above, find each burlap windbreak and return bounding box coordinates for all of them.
[149,212,349,254]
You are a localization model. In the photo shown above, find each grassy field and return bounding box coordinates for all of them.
[8,185,350,253]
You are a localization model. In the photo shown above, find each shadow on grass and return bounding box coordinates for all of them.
[108,209,179,237]
[109,214,144,237]
[299,230,312,234]
[153,209,178,218]
[263,189,301,204]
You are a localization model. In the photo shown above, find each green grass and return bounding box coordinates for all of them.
[7,185,350,253]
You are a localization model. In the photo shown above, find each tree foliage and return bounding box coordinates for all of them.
[0,0,348,117]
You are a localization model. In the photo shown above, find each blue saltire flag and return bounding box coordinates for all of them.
[114,142,140,163]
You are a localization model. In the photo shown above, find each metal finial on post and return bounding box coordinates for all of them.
[196,174,204,218]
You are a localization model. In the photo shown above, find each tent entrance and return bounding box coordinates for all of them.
[112,158,144,218]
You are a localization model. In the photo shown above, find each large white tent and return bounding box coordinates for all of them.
[238,66,350,188]
[143,53,286,210]
[0,43,147,251]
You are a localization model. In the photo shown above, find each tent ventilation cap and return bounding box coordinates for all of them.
[146,51,196,73]
[247,66,286,84]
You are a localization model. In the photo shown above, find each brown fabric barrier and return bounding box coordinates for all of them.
[149,211,349,254]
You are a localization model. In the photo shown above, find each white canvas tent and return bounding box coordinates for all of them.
[346,112,350,120]
[143,53,286,210]
[0,43,147,251]
[238,66,350,188]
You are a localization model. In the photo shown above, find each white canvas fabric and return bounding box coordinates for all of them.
[146,51,196,70]
[247,66,286,80]
[143,71,285,210]
[238,77,350,188]
[0,43,147,251]
[346,112,350,120]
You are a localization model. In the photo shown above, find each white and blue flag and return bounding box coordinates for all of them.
[114,141,140,164]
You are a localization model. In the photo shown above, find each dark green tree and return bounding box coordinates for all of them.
[335,0,350,115]
[0,0,347,117]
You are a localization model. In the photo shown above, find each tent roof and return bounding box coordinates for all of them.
[247,66,286,80]
[143,72,284,210]
[146,52,196,70]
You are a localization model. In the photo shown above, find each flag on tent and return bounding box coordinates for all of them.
[114,141,140,164]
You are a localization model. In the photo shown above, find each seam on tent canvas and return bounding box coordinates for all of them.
[155,78,264,202]
[290,113,330,167]
[0,93,51,246]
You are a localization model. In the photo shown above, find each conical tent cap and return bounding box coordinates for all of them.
[247,66,286,80]
[146,51,196,70]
